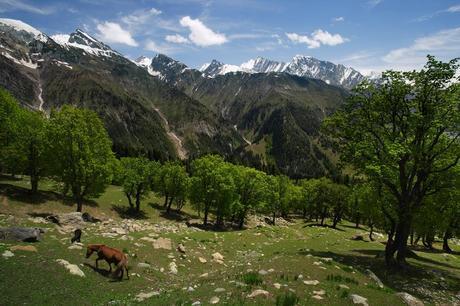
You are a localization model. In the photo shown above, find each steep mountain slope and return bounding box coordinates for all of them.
[148,54,348,178]
[0,19,242,161]
[200,55,365,89]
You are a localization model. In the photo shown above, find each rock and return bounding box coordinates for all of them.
[135,291,160,302]
[312,295,324,300]
[140,237,156,242]
[0,227,44,242]
[297,274,303,279]
[313,290,326,296]
[28,217,48,224]
[198,257,207,263]
[111,227,127,235]
[199,273,209,278]
[313,261,322,266]
[259,269,268,275]
[214,288,226,293]
[212,252,224,261]
[187,286,195,292]
[350,294,368,306]
[303,280,320,285]
[191,301,201,306]
[274,283,281,289]
[321,257,333,262]
[169,261,178,274]
[396,292,424,306]
[339,284,350,290]
[50,212,85,227]
[365,269,384,288]
[2,250,14,258]
[153,237,172,250]
[56,259,85,277]
[247,289,270,298]
[352,234,365,241]
[209,296,220,304]
[137,263,151,269]
[68,245,82,250]
[10,245,37,252]
[177,243,186,253]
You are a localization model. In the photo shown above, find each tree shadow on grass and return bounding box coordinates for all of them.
[299,248,460,303]
[148,202,199,222]
[111,205,148,220]
[302,222,346,232]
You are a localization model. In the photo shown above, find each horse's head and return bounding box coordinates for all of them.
[85,246,94,258]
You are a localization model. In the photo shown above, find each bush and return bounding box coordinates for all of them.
[241,272,263,286]
[276,292,299,306]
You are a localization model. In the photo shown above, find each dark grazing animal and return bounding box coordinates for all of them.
[71,229,82,243]
[86,244,129,280]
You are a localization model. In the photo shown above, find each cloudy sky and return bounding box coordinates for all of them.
[1,0,459,74]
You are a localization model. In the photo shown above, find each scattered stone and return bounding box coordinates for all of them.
[137,263,151,269]
[177,243,186,253]
[140,237,156,242]
[247,289,269,298]
[191,301,201,306]
[169,261,178,274]
[312,295,324,300]
[303,280,320,285]
[274,283,281,289]
[199,273,209,278]
[111,227,127,235]
[209,296,220,304]
[339,284,350,290]
[259,269,268,275]
[68,244,82,250]
[135,291,160,302]
[212,252,224,261]
[365,269,384,288]
[321,257,333,262]
[350,294,368,306]
[154,237,172,250]
[27,217,48,224]
[198,257,207,263]
[2,250,14,258]
[187,286,195,292]
[49,212,85,227]
[10,245,37,252]
[313,261,322,266]
[56,259,85,277]
[352,234,365,241]
[297,274,303,279]
[268,268,275,272]
[0,227,44,242]
[313,290,326,296]
[214,288,226,293]
[396,292,425,306]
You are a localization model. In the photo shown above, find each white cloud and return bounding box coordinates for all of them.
[447,4,460,13]
[96,22,138,47]
[179,16,228,47]
[121,8,162,26]
[165,34,189,44]
[0,0,53,14]
[286,29,348,49]
[333,16,345,22]
[144,39,174,54]
[368,0,383,7]
[383,27,460,69]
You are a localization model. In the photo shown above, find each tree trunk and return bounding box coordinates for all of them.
[135,192,141,212]
[166,196,174,214]
[443,229,452,253]
[76,198,83,212]
[30,175,38,194]
[163,194,169,207]
[272,211,276,226]
[385,212,412,267]
[126,193,133,208]
[369,223,374,241]
[355,217,360,229]
[332,215,339,228]
[203,204,210,226]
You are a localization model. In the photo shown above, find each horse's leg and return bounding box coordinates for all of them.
[107,261,112,272]
[125,265,129,280]
[95,258,100,269]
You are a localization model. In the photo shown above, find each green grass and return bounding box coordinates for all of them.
[1,175,460,305]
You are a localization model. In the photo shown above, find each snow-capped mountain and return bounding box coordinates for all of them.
[199,55,365,89]
[51,29,120,57]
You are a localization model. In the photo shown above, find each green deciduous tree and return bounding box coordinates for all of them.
[0,88,22,174]
[324,56,460,267]
[154,162,189,214]
[47,106,116,212]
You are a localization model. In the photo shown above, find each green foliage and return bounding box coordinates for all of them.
[46,105,116,212]
[241,272,263,286]
[324,56,460,264]
[275,292,299,306]
[154,161,189,213]
[118,157,159,212]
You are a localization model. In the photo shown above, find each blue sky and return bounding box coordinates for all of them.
[1,0,459,74]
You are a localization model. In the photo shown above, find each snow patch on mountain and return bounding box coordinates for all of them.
[1,51,37,69]
[0,18,47,42]
[51,30,118,58]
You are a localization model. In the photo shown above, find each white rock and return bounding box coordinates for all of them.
[350,294,368,306]
[135,291,160,302]
[198,257,207,263]
[274,283,281,289]
[247,289,269,298]
[209,296,220,304]
[339,284,350,290]
[169,261,178,274]
[396,292,424,306]
[137,263,151,269]
[313,290,325,296]
[303,280,320,285]
[366,269,384,288]
[2,250,14,258]
[191,302,201,306]
[259,269,268,275]
[214,288,225,293]
[68,245,82,250]
[56,259,85,277]
[312,295,324,300]
[154,237,172,250]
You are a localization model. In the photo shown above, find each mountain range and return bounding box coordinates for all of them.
[0,18,360,178]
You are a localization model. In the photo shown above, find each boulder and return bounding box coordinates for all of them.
[365,269,384,288]
[396,292,424,306]
[177,243,186,253]
[49,212,85,227]
[351,234,365,241]
[0,227,44,242]
[2,250,14,258]
[209,296,220,304]
[350,294,368,306]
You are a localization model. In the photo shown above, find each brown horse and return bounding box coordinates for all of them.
[86,244,129,280]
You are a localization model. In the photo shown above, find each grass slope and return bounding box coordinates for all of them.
[1,176,459,305]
